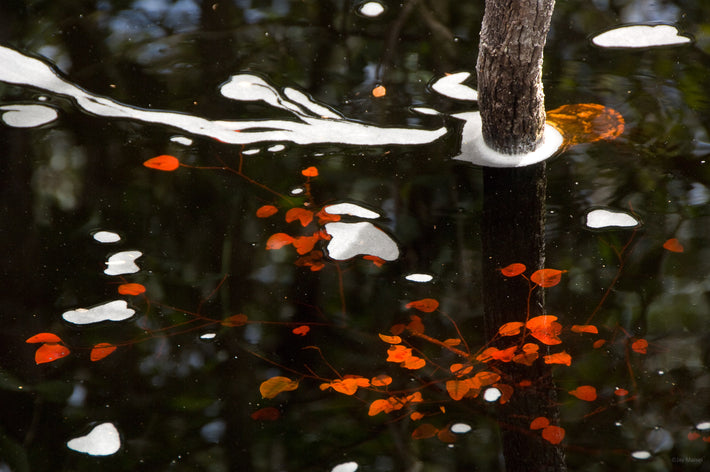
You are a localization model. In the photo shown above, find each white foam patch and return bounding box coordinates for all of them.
[324,222,399,261]
[0,104,58,127]
[483,387,502,402]
[696,421,710,431]
[324,203,380,219]
[411,107,440,116]
[358,2,384,17]
[62,300,135,325]
[200,333,216,340]
[592,24,691,48]
[104,250,142,275]
[67,423,120,456]
[92,231,121,243]
[0,46,446,147]
[331,462,358,472]
[431,72,478,101]
[268,144,285,152]
[631,450,652,460]
[452,112,563,167]
[585,208,640,229]
[405,273,433,283]
[170,135,193,145]
[450,423,472,434]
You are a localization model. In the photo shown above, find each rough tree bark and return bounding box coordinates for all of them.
[476,1,566,471]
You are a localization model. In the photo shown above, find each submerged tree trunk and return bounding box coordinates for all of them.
[476,1,566,471]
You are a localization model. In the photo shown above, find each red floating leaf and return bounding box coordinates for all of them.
[543,351,572,366]
[663,238,684,253]
[687,432,701,441]
[285,208,314,227]
[266,233,294,250]
[251,407,280,421]
[35,343,70,364]
[363,255,386,267]
[411,423,439,440]
[301,166,318,177]
[405,298,439,313]
[221,314,248,327]
[569,385,597,401]
[90,343,117,361]
[256,205,278,218]
[292,325,310,336]
[498,321,524,336]
[530,268,566,288]
[631,338,648,354]
[117,283,146,296]
[26,332,62,344]
[570,324,598,334]
[316,208,341,224]
[500,263,526,277]
[593,339,607,349]
[372,85,387,98]
[530,417,550,430]
[526,315,563,345]
[542,425,565,444]
[143,155,180,171]
[259,376,299,399]
[614,388,629,397]
[292,233,320,254]
[406,315,425,334]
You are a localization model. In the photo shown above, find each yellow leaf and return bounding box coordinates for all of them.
[259,376,299,399]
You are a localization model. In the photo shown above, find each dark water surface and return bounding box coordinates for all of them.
[1,1,710,471]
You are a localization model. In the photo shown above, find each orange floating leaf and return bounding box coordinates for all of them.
[450,363,473,377]
[593,339,607,349]
[437,428,457,444]
[498,321,524,336]
[292,233,321,254]
[316,208,341,224]
[371,374,393,387]
[688,432,701,441]
[401,356,426,370]
[405,298,439,313]
[390,323,406,335]
[407,315,425,334]
[494,383,514,404]
[368,398,396,416]
[543,350,572,366]
[530,417,550,430]
[471,371,501,388]
[411,423,439,440]
[326,377,369,395]
[34,343,70,364]
[363,255,386,267]
[251,407,280,421]
[386,345,412,363]
[143,154,180,171]
[259,376,299,399]
[513,350,539,366]
[295,251,325,271]
[372,85,387,98]
[614,388,629,397]
[444,338,462,346]
[526,315,562,345]
[221,314,248,327]
[256,204,278,218]
[446,379,471,401]
[410,412,424,421]
[292,325,310,336]
[663,238,684,253]
[379,333,402,344]
[90,343,117,361]
[117,283,146,296]
[500,263,526,277]
[631,338,648,354]
[571,324,598,334]
[546,103,624,146]
[530,268,566,288]
[542,425,566,445]
[301,166,319,177]
[266,233,294,250]
[285,208,314,227]
[26,332,62,344]
[569,385,597,401]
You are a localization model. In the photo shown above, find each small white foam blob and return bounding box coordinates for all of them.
[405,273,433,283]
[585,208,640,229]
[696,421,710,431]
[67,422,121,456]
[592,24,691,48]
[0,104,58,127]
[92,231,121,243]
[290,187,304,195]
[62,300,135,325]
[104,250,142,275]
[358,2,384,17]
[242,149,260,155]
[450,423,472,434]
[170,135,193,145]
[452,112,563,167]
[324,221,399,261]
[331,462,358,472]
[483,387,502,402]
[431,72,478,101]
[631,450,652,460]
[411,107,441,116]
[324,203,380,219]
[200,333,216,340]
[268,144,285,152]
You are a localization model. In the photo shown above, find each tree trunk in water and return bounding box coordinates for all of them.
[476,1,566,471]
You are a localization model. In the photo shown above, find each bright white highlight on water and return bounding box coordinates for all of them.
[200,333,217,340]
[67,423,121,456]
[585,208,640,229]
[450,423,472,434]
[268,144,285,152]
[324,203,380,219]
[592,24,691,48]
[431,72,478,101]
[104,250,142,275]
[358,2,385,17]
[0,104,58,127]
[483,387,502,402]
[331,462,358,472]
[170,135,193,145]
[453,112,563,167]
[92,231,121,243]
[62,300,136,325]
[324,221,399,261]
[242,149,260,155]
[405,273,433,283]
[631,450,652,460]
[696,421,710,430]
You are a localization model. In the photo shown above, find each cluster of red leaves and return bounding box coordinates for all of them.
[530,417,566,445]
